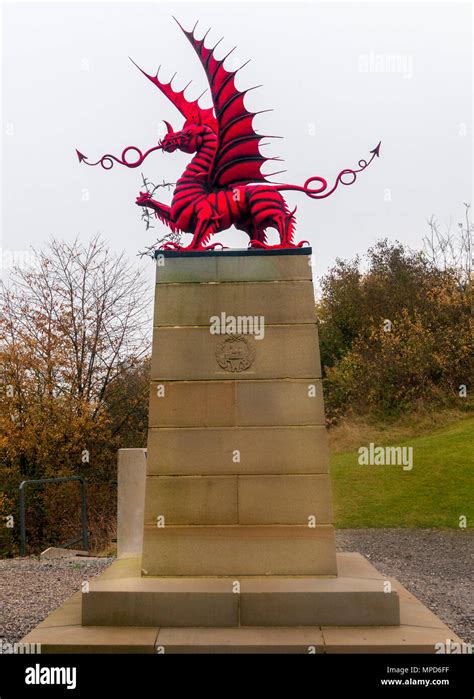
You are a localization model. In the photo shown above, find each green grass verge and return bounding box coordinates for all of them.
[331,417,474,528]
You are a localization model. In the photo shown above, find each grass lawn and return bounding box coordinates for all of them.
[330,416,474,528]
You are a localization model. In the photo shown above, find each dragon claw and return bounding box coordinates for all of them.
[136,191,152,205]
[160,242,181,250]
[201,242,226,251]
[159,241,227,252]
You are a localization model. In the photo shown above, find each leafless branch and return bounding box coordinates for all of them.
[138,174,183,257]
[423,203,472,283]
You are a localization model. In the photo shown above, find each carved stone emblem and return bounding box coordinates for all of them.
[215,334,256,373]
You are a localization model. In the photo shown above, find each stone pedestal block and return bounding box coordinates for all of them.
[146,426,329,475]
[142,248,335,576]
[142,524,337,576]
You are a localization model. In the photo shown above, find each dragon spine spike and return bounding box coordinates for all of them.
[222,46,237,64]
[263,169,288,178]
[235,59,251,73]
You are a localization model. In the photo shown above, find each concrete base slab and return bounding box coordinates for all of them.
[21,623,159,654]
[320,625,460,654]
[37,597,82,629]
[20,552,464,653]
[156,627,325,653]
[96,555,141,580]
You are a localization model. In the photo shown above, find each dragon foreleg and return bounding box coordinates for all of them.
[135,191,179,232]
[160,204,226,251]
[183,205,226,250]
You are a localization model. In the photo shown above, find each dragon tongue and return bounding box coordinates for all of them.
[75,149,87,163]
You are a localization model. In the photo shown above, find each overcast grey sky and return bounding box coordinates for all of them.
[1,0,472,287]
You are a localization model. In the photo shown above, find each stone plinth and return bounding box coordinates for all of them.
[142,248,336,577]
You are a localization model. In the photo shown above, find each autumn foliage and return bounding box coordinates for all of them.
[0,237,151,556]
[318,240,473,420]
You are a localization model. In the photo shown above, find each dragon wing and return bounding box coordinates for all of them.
[129,58,217,134]
[177,19,282,188]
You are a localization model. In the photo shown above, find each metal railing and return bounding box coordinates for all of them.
[19,476,89,557]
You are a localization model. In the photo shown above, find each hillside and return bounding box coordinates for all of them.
[331,416,473,528]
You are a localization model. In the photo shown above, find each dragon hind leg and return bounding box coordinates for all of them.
[247,191,309,249]
[249,213,309,250]
[246,224,267,248]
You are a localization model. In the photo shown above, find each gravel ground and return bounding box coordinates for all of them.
[337,529,473,644]
[0,557,112,645]
[0,529,472,645]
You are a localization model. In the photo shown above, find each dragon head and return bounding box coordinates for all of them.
[160,120,207,154]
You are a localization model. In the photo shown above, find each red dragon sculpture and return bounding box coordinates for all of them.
[77,18,381,251]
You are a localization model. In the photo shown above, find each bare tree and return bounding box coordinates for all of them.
[0,236,152,555]
[0,234,151,417]
[423,203,473,283]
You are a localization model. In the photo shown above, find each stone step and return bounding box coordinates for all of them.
[20,553,464,654]
[81,573,400,628]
